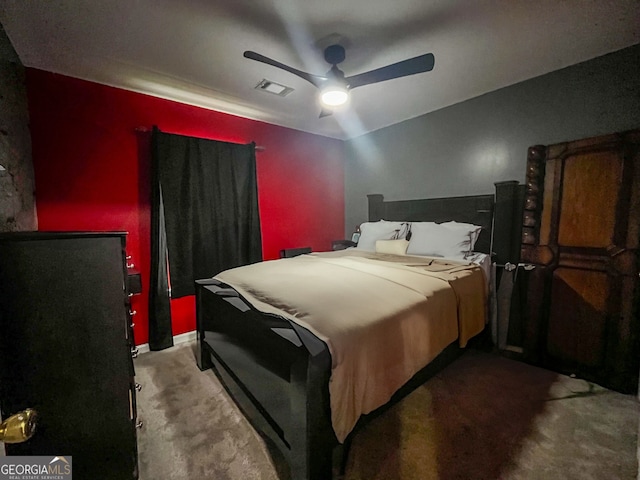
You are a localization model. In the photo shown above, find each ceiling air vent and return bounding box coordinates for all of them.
[255,79,294,97]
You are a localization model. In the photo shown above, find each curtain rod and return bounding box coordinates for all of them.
[134,126,265,151]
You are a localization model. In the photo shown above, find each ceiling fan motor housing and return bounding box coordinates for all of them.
[324,44,346,65]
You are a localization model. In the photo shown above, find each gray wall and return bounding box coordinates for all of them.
[0,22,36,231]
[344,44,640,234]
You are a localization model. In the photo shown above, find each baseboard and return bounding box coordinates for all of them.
[136,330,197,355]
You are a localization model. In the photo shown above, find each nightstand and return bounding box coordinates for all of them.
[280,247,312,258]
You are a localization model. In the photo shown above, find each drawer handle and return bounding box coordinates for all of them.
[130,322,135,328]
[135,420,143,429]
[131,347,139,358]
[135,383,142,392]
[129,310,137,316]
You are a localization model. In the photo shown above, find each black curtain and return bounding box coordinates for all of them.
[149,127,262,350]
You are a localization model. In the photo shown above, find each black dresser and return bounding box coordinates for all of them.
[0,232,140,479]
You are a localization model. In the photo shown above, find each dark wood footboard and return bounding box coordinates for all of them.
[196,278,337,480]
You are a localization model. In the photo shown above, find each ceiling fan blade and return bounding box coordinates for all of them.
[346,53,435,89]
[244,51,326,88]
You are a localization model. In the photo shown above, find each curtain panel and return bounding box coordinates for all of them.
[149,128,262,350]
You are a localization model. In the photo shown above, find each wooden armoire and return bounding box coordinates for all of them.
[520,129,640,393]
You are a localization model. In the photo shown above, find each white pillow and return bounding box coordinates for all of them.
[407,222,475,258]
[375,239,409,255]
[440,221,483,250]
[356,221,405,251]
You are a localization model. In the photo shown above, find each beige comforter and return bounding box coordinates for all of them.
[214,250,487,442]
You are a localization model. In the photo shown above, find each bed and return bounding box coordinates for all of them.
[196,181,523,480]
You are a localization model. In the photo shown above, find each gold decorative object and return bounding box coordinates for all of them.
[0,408,37,443]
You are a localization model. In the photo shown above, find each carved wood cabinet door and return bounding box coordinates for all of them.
[520,130,640,393]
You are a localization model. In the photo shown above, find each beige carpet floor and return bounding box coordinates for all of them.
[135,342,638,480]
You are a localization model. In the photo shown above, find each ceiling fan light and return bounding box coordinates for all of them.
[319,86,349,107]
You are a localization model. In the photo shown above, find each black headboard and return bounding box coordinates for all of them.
[366,181,524,262]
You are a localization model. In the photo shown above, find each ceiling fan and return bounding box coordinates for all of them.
[244,44,435,117]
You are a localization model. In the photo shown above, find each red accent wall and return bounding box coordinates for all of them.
[26,69,345,345]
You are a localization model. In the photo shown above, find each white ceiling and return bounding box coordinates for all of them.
[1,0,639,140]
